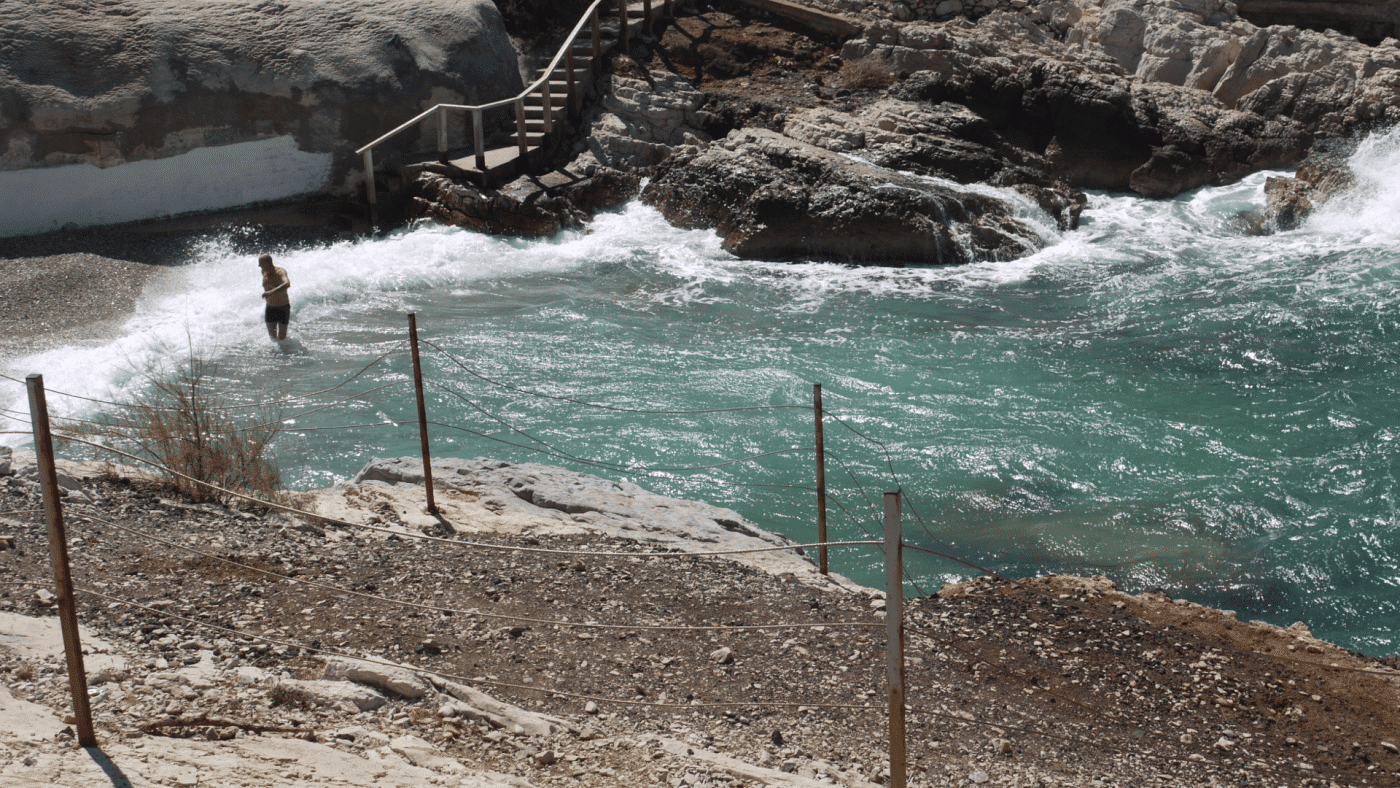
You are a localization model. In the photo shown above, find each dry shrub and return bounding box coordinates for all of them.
[268,682,313,708]
[839,56,897,90]
[14,661,36,681]
[119,357,283,506]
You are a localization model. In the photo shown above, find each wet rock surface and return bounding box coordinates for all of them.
[642,128,1057,263]
[3,459,1400,786]
[405,167,640,237]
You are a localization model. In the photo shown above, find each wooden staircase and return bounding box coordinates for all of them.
[358,0,675,216]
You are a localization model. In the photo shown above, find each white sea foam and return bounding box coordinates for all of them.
[1308,125,1400,242]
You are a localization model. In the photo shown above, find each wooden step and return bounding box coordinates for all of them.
[524,93,569,108]
[510,131,548,146]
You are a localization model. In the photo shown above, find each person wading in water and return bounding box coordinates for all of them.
[259,253,291,340]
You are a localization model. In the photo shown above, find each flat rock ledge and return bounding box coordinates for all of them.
[329,456,857,590]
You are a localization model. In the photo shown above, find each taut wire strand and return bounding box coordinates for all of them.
[423,338,808,415]
[73,511,880,633]
[54,432,862,559]
[0,341,405,413]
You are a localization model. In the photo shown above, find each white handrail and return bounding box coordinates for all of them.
[356,0,616,158]
[357,0,675,214]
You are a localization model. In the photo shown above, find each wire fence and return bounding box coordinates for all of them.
[4,313,1391,786]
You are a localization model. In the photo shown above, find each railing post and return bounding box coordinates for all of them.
[473,109,486,172]
[26,374,96,748]
[566,48,577,117]
[407,315,438,516]
[814,384,828,576]
[437,106,448,161]
[644,0,653,33]
[592,7,601,62]
[362,149,377,223]
[883,489,906,788]
[542,73,553,133]
[619,0,629,56]
[664,0,673,19]
[515,99,529,165]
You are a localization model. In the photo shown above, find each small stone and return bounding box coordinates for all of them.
[34,589,56,607]
[1214,737,1235,752]
[585,701,599,714]
[969,769,991,784]
[535,749,558,766]
[709,647,733,665]
[1382,741,1399,754]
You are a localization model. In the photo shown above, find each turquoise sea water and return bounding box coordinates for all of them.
[7,129,1400,656]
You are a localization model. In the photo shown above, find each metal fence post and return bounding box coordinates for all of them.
[814,384,827,575]
[884,489,906,788]
[407,315,438,516]
[26,374,97,748]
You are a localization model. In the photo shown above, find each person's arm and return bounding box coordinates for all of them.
[263,270,290,297]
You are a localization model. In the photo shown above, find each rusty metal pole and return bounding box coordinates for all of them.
[26,374,96,748]
[814,383,828,576]
[407,315,438,516]
[884,489,906,788]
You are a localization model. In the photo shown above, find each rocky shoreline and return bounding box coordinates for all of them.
[400,0,1397,260]
[2,452,1399,787]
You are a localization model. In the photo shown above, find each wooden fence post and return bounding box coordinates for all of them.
[407,315,438,516]
[814,383,827,575]
[26,374,96,748]
[884,489,906,788]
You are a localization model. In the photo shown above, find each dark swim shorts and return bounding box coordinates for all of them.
[265,304,291,324]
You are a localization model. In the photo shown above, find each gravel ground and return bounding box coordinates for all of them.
[2,468,1399,788]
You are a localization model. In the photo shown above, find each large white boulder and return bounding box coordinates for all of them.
[0,0,521,233]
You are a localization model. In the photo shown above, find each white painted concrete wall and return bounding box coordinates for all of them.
[0,135,333,237]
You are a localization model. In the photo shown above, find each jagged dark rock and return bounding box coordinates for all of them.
[1263,175,1313,231]
[642,129,1056,263]
[405,167,640,236]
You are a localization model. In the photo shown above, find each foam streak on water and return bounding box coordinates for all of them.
[8,129,1400,655]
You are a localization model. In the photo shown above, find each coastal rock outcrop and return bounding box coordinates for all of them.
[844,10,1310,197]
[0,0,521,192]
[404,166,639,236]
[641,128,1058,263]
[583,67,713,170]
